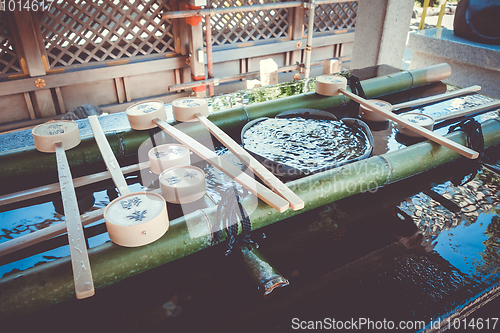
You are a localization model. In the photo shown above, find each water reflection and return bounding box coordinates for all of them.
[0,202,63,243]
[398,168,500,281]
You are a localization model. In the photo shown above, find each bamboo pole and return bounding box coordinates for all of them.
[0,64,452,187]
[436,0,447,28]
[418,0,430,30]
[1,117,500,318]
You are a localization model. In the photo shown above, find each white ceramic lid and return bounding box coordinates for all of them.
[104,192,169,247]
[32,120,81,152]
[148,144,191,174]
[172,97,209,122]
[315,75,347,96]
[160,165,206,204]
[359,99,392,122]
[126,100,167,130]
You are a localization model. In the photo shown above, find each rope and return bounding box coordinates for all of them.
[347,75,366,99]
[346,75,366,111]
[447,118,485,184]
[212,185,255,255]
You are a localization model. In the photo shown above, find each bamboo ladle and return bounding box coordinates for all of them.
[359,85,483,122]
[88,116,169,247]
[32,120,94,299]
[171,97,304,211]
[391,85,482,111]
[397,100,500,137]
[315,75,479,159]
[125,101,290,213]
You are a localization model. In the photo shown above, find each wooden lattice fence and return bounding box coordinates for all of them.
[0,0,358,128]
[38,0,176,69]
[0,12,22,75]
[207,0,290,49]
[306,1,357,36]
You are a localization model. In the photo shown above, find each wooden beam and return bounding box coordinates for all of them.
[123,76,131,102]
[114,78,125,104]
[11,10,56,117]
[174,69,181,85]
[188,22,206,77]
[0,56,188,98]
[32,89,56,118]
[31,10,50,68]
[11,10,45,77]
[55,87,66,114]
[23,92,36,120]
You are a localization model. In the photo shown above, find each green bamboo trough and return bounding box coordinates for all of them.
[3,63,500,319]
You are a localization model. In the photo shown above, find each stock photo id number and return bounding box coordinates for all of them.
[0,0,54,11]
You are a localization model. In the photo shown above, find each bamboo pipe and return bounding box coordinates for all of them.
[4,83,488,209]
[0,64,453,185]
[1,118,500,318]
[419,0,430,30]
[238,244,290,297]
[436,0,448,28]
[340,88,479,159]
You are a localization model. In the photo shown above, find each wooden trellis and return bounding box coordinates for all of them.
[305,1,357,36]
[208,0,290,49]
[0,13,22,75]
[38,0,176,68]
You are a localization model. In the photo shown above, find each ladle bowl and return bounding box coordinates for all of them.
[148,143,191,175]
[104,191,168,247]
[89,115,170,248]
[159,165,206,204]
[126,100,166,130]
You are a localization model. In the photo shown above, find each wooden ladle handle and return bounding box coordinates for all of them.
[55,142,95,299]
[339,89,479,159]
[153,118,290,213]
[89,116,131,196]
[194,113,304,211]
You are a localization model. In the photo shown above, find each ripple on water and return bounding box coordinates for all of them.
[242,117,371,174]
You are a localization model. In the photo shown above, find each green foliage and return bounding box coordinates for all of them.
[415,0,438,8]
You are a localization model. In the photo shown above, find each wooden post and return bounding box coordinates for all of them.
[260,58,278,86]
[323,58,342,74]
[188,21,206,97]
[290,6,305,67]
[11,10,56,118]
